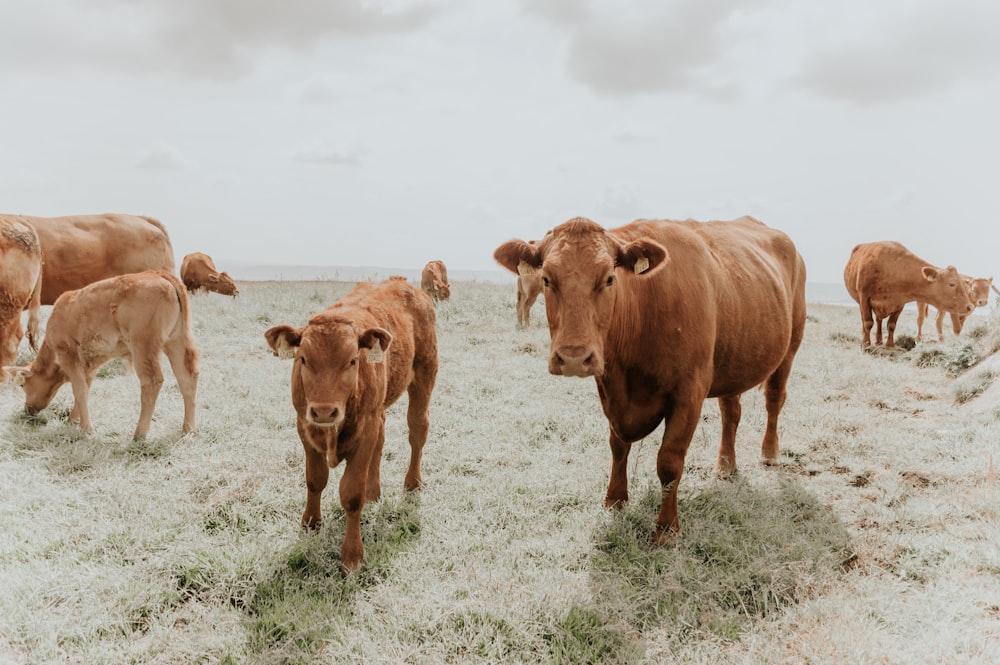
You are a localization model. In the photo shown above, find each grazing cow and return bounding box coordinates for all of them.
[843,241,975,349]
[20,213,175,305]
[916,276,993,341]
[514,262,544,328]
[420,260,450,301]
[264,276,438,573]
[5,271,199,440]
[494,216,806,543]
[180,252,239,296]
[0,216,43,375]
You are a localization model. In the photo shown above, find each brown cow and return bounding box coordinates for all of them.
[916,275,993,341]
[264,276,438,573]
[20,213,175,305]
[180,252,239,296]
[514,262,543,328]
[494,216,806,543]
[843,241,975,349]
[0,216,43,376]
[420,260,450,301]
[5,271,199,440]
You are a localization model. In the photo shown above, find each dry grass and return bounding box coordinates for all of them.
[1,281,999,664]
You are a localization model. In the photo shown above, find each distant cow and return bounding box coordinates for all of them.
[180,252,239,296]
[264,276,438,573]
[843,241,975,349]
[916,275,993,341]
[0,216,43,375]
[514,263,543,328]
[420,260,450,301]
[494,216,806,543]
[5,271,199,440]
[20,213,175,305]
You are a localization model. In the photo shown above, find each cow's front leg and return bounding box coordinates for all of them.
[605,430,631,509]
[653,398,702,544]
[301,432,329,529]
[67,367,94,434]
[339,451,370,575]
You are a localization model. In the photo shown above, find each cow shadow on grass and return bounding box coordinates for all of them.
[235,491,423,661]
[545,476,854,663]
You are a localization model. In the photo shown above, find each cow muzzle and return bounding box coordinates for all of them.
[549,345,601,378]
[306,402,344,430]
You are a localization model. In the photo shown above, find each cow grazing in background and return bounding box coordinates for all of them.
[420,260,450,301]
[5,271,199,441]
[513,263,543,328]
[20,213,175,305]
[264,276,438,574]
[916,275,993,341]
[180,252,239,296]
[494,216,806,543]
[843,241,975,349]
[0,216,43,375]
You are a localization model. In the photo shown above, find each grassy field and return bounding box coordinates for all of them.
[1,279,999,664]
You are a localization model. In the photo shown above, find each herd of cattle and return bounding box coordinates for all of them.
[0,212,993,572]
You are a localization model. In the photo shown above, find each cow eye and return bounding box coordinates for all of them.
[349,357,357,367]
[542,276,550,288]
[299,356,306,366]
[605,275,615,287]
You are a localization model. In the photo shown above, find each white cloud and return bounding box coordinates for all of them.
[135,140,188,172]
[292,73,344,104]
[292,141,362,166]
[596,184,641,220]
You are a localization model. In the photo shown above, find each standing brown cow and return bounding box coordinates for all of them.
[514,264,543,328]
[264,276,438,573]
[843,241,975,349]
[0,217,43,375]
[5,271,199,440]
[420,260,450,301]
[20,213,176,305]
[180,252,239,296]
[916,275,993,341]
[494,216,806,542]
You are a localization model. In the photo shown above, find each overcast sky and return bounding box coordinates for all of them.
[2,0,998,284]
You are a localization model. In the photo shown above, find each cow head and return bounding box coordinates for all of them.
[208,272,239,297]
[967,276,993,308]
[4,358,66,416]
[923,265,976,321]
[435,280,451,300]
[494,217,668,378]
[265,317,392,431]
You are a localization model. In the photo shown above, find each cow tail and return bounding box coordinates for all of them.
[163,271,200,375]
[26,265,42,351]
[139,216,178,273]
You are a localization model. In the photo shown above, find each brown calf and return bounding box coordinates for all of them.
[420,260,450,301]
[264,276,438,573]
[916,276,993,341]
[180,252,239,296]
[5,270,199,440]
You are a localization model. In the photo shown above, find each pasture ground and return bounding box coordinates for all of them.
[1,280,999,664]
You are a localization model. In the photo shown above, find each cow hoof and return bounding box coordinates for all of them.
[603,496,627,510]
[761,456,780,467]
[650,525,681,546]
[715,464,737,480]
[339,560,365,577]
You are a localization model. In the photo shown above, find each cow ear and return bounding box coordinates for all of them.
[494,239,542,275]
[3,366,31,386]
[264,325,302,359]
[359,327,392,364]
[921,266,940,282]
[616,238,669,276]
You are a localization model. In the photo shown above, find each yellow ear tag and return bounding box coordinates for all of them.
[367,340,384,364]
[276,339,296,360]
[517,261,535,276]
[634,257,650,275]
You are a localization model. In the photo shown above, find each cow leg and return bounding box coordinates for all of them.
[916,303,927,340]
[366,415,385,502]
[339,454,369,574]
[131,348,164,440]
[715,394,741,479]
[874,315,884,346]
[605,431,632,508]
[66,366,95,434]
[68,366,99,427]
[885,309,903,349]
[164,340,199,434]
[935,309,947,341]
[516,288,527,328]
[653,399,702,544]
[859,299,875,348]
[300,432,329,529]
[403,367,435,491]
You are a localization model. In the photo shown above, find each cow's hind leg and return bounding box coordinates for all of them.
[715,394,741,478]
[403,361,436,491]
[131,343,165,440]
[164,339,199,434]
[885,308,903,349]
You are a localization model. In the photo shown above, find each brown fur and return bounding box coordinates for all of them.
[843,241,975,349]
[420,260,450,301]
[0,216,43,375]
[5,270,199,440]
[916,276,993,341]
[515,271,543,328]
[494,216,807,542]
[180,252,238,297]
[264,276,438,574]
[20,213,176,305]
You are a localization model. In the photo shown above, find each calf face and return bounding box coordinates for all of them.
[8,358,64,415]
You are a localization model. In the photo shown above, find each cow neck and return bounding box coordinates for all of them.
[603,276,648,373]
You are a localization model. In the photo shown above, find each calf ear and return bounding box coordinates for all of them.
[494,239,542,275]
[264,325,302,359]
[921,266,940,281]
[3,366,31,386]
[616,238,669,276]
[359,327,393,363]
